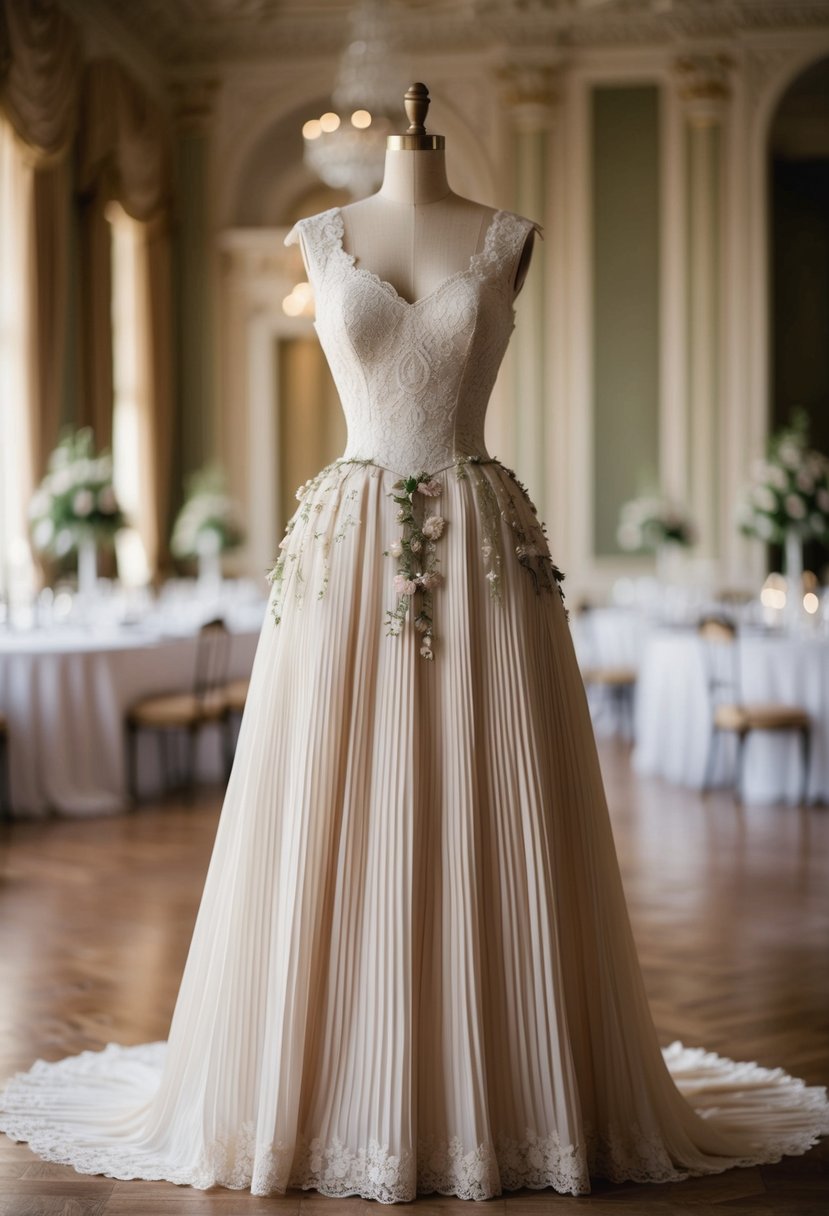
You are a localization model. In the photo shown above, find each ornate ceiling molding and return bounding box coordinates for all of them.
[63,1,829,68]
[675,51,734,126]
[497,59,562,132]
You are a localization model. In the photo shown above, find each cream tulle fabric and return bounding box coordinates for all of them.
[1,206,828,1202]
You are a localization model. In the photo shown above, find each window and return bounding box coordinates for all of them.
[0,118,34,602]
[108,201,150,586]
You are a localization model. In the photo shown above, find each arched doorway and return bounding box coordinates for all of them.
[769,56,829,450]
[768,55,829,573]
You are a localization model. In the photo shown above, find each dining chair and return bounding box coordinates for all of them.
[697,616,811,804]
[576,604,637,739]
[224,678,249,718]
[126,618,234,803]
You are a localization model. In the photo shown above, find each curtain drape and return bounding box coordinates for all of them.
[78,59,174,577]
[0,0,80,162]
[1,5,177,579]
[0,0,80,513]
[1,0,177,582]
[77,190,114,450]
[28,157,71,478]
[141,214,175,576]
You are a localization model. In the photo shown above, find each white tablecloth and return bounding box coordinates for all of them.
[633,629,829,805]
[0,612,264,817]
[570,606,648,671]
[570,607,648,738]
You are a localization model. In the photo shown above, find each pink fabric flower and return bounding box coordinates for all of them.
[417,478,442,497]
[422,515,445,540]
[393,574,418,596]
[72,489,94,517]
[97,486,118,514]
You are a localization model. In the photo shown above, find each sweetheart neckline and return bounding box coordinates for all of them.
[330,206,505,310]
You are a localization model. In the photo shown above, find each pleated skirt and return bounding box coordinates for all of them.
[1,456,827,1201]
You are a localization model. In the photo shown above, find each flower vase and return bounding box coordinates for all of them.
[197,549,222,592]
[77,535,98,599]
[655,541,678,586]
[783,529,804,628]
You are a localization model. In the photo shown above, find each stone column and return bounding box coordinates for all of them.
[499,63,558,526]
[675,53,732,564]
[171,76,220,494]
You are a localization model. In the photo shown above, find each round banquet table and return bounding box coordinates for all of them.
[570,606,648,738]
[633,628,829,805]
[0,609,264,818]
[570,606,648,673]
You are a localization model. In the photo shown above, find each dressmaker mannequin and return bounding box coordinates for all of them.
[338,82,535,303]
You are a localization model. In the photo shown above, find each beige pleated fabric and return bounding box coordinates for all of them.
[1,206,827,1201]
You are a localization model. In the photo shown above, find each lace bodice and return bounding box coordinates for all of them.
[285,206,541,475]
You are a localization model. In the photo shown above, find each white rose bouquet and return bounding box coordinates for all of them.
[171,466,246,560]
[28,427,125,557]
[616,495,696,552]
[736,412,829,545]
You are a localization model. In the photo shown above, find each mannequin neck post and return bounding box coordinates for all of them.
[378,148,453,205]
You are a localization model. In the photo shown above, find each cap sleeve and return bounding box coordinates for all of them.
[507,214,543,299]
[284,219,312,279]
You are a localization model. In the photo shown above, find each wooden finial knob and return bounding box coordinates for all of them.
[404,83,430,134]
[387,81,444,150]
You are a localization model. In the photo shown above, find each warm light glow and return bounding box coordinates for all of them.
[302,119,322,140]
[320,111,341,133]
[803,591,819,615]
[760,575,787,611]
[282,281,315,318]
[351,109,372,129]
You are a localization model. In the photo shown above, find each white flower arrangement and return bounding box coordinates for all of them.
[28,427,125,557]
[736,412,829,545]
[616,495,696,552]
[170,466,246,560]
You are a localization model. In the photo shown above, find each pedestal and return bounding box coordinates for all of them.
[198,549,222,592]
[783,529,804,628]
[77,536,98,598]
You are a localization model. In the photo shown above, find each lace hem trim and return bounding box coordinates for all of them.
[2,1040,828,1202]
[1,1108,826,1204]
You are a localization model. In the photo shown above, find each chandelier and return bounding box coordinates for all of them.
[302,0,401,199]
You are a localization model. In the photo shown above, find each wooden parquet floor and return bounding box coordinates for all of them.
[0,740,826,1216]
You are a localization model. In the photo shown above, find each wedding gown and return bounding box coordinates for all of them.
[1,205,827,1203]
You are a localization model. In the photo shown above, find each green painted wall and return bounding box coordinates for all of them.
[591,85,661,556]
